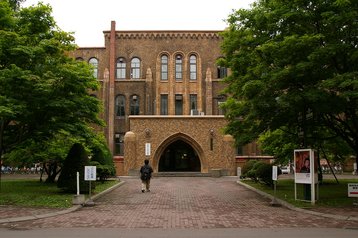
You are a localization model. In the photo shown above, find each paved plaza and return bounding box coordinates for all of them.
[1,176,358,230]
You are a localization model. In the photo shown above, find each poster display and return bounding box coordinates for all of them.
[294,149,318,184]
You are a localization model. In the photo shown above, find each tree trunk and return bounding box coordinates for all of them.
[45,161,61,183]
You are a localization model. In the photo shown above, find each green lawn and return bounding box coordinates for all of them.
[0,179,119,208]
[242,178,358,208]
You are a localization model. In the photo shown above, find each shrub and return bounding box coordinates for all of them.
[90,144,115,182]
[90,161,116,183]
[255,163,273,186]
[57,143,93,193]
[241,160,257,178]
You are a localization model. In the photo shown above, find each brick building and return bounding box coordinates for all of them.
[72,21,265,176]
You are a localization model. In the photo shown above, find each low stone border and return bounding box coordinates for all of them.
[237,180,358,222]
[0,180,126,224]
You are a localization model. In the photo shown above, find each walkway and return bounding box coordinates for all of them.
[1,177,357,229]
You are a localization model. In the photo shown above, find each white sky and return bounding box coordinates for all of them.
[23,0,255,47]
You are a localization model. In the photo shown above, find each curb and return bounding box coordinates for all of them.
[236,180,358,222]
[0,180,126,224]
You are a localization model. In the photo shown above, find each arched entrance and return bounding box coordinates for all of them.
[158,140,201,172]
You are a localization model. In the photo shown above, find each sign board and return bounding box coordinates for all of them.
[348,183,358,198]
[294,149,318,184]
[272,166,278,181]
[294,149,319,204]
[84,166,96,181]
[145,143,151,156]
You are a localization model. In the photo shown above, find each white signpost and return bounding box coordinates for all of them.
[271,166,279,206]
[84,166,96,206]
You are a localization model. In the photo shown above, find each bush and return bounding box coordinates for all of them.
[57,143,93,193]
[241,160,276,186]
[255,163,273,186]
[241,160,257,178]
[90,143,115,182]
[90,161,116,183]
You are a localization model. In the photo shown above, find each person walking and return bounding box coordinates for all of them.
[140,159,153,193]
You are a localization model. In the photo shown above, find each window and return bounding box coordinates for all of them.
[175,94,183,115]
[130,95,139,115]
[161,55,168,81]
[189,94,197,114]
[217,101,226,115]
[175,55,182,81]
[217,66,227,79]
[160,94,168,115]
[189,55,197,80]
[89,58,98,78]
[115,133,124,155]
[115,95,125,117]
[116,57,126,79]
[131,57,140,79]
[76,57,84,61]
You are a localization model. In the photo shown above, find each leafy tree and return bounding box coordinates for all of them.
[220,0,358,165]
[258,128,299,165]
[0,1,103,172]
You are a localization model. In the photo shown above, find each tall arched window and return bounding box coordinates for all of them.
[89,58,98,79]
[189,55,197,81]
[161,55,168,81]
[115,95,125,117]
[175,55,182,81]
[130,95,140,115]
[130,57,140,79]
[116,57,126,79]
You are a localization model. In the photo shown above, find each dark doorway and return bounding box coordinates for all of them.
[158,140,201,172]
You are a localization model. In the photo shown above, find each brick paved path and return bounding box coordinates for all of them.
[2,177,358,229]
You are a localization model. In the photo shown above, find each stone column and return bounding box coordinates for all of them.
[107,21,116,154]
[124,131,137,176]
[205,68,213,115]
[222,135,236,175]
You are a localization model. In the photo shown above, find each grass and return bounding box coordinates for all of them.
[242,178,358,208]
[0,179,119,208]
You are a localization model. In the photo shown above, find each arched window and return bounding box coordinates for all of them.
[116,57,126,79]
[161,55,168,81]
[76,57,84,61]
[175,55,182,81]
[130,57,140,79]
[89,58,98,79]
[115,95,125,117]
[130,95,139,115]
[189,55,197,81]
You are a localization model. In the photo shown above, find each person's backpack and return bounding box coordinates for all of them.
[142,166,151,180]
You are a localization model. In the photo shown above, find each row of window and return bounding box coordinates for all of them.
[160,94,198,115]
[114,94,198,117]
[80,55,228,80]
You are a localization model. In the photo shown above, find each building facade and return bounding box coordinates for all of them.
[72,21,264,176]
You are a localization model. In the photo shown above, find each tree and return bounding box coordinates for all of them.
[0,1,103,170]
[220,0,358,164]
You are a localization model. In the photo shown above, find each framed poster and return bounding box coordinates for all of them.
[294,149,319,204]
[294,149,318,184]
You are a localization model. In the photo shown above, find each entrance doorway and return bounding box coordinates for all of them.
[158,140,201,172]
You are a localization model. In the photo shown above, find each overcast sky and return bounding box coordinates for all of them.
[23,0,255,47]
